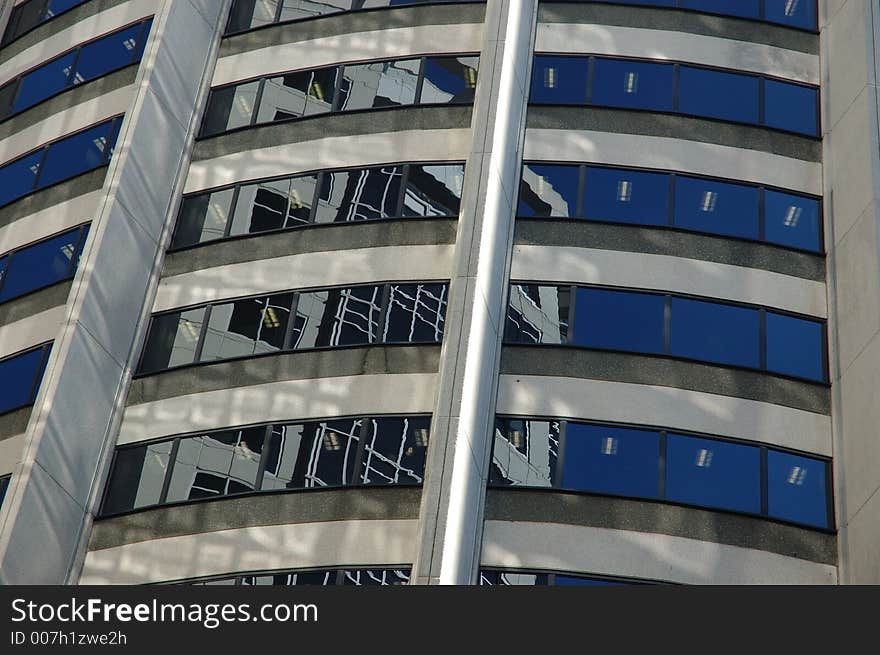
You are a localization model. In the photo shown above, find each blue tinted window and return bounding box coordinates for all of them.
[38,121,116,188]
[73,23,142,82]
[670,298,760,367]
[665,434,761,513]
[764,79,818,136]
[765,312,825,381]
[592,58,674,111]
[530,56,588,104]
[763,190,821,251]
[673,175,759,239]
[0,347,45,414]
[46,0,86,16]
[0,151,43,206]
[505,285,570,345]
[420,57,478,104]
[679,66,759,124]
[0,229,81,302]
[573,288,665,354]
[13,52,75,112]
[680,0,760,19]
[765,0,817,30]
[767,450,828,528]
[583,166,669,225]
[562,423,660,498]
[518,165,579,217]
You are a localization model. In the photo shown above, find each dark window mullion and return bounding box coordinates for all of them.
[351,417,371,485]
[158,437,182,504]
[330,65,343,112]
[30,145,51,190]
[585,56,594,105]
[131,19,150,65]
[672,63,680,112]
[758,308,767,370]
[395,164,410,218]
[565,285,577,345]
[554,420,567,488]
[663,295,672,354]
[66,45,83,89]
[667,173,675,226]
[759,446,768,516]
[757,187,766,241]
[575,165,586,218]
[305,172,322,225]
[758,76,765,126]
[193,304,213,363]
[376,283,392,344]
[251,78,266,126]
[68,223,90,276]
[414,57,427,104]
[282,292,301,350]
[252,424,276,492]
[272,0,284,24]
[658,431,667,499]
[0,249,14,298]
[5,77,23,119]
[25,343,51,404]
[223,185,242,238]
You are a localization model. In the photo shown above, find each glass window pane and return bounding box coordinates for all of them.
[573,288,665,354]
[583,167,669,225]
[3,1,44,43]
[341,569,410,585]
[265,420,360,488]
[767,450,828,528]
[679,66,759,124]
[165,428,265,502]
[0,81,17,119]
[359,416,429,485]
[0,476,9,509]
[248,570,338,586]
[200,294,291,361]
[402,164,463,217]
[0,347,44,414]
[518,164,579,218]
[592,58,674,111]
[505,284,569,344]
[765,312,825,381]
[480,571,549,586]
[279,0,351,22]
[556,576,628,586]
[0,151,43,207]
[0,229,79,302]
[257,67,335,123]
[562,423,660,498]
[680,0,760,19]
[291,287,381,348]
[673,176,760,239]
[314,167,403,223]
[39,121,115,188]
[229,178,293,235]
[13,52,75,113]
[530,56,588,104]
[383,283,447,343]
[337,59,419,111]
[201,81,260,136]
[763,79,818,136]
[665,434,761,513]
[490,418,558,487]
[669,298,760,368]
[763,190,820,252]
[72,23,143,84]
[139,307,207,373]
[172,188,236,249]
[290,290,330,349]
[102,441,173,514]
[46,0,87,17]
[420,56,478,104]
[765,0,817,30]
[226,0,280,32]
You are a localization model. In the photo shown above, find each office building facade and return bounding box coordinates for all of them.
[0,0,876,585]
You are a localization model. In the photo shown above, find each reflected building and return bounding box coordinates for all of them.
[0,0,878,586]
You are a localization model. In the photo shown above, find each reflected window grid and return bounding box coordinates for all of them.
[182,567,411,586]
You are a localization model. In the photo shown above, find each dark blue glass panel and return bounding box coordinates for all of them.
[670,298,760,367]
[0,347,44,414]
[0,257,6,288]
[763,79,818,136]
[680,0,760,19]
[591,58,674,111]
[518,164,579,217]
[679,66,759,123]
[46,0,87,17]
[573,288,665,353]
[673,175,759,239]
[73,23,142,83]
[763,189,821,251]
[767,450,828,528]
[0,229,80,302]
[764,0,817,30]
[530,56,588,104]
[583,167,669,225]
[0,151,43,206]
[556,576,627,586]
[420,56,478,104]
[562,423,660,498]
[665,434,761,513]
[38,121,115,188]
[765,312,825,381]
[12,52,75,112]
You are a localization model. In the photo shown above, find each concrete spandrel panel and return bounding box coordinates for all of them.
[840,488,880,584]
[824,0,871,132]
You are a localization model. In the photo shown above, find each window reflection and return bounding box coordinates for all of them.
[402,164,464,217]
[420,56,479,104]
[505,285,570,345]
[0,225,88,304]
[200,294,292,361]
[518,164,579,218]
[337,59,420,111]
[257,68,335,122]
[314,167,403,223]
[0,344,51,415]
[767,450,828,528]
[139,307,206,374]
[490,418,558,487]
[2,0,90,46]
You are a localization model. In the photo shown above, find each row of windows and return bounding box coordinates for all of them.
[200,55,479,137]
[479,569,644,586]
[171,162,465,250]
[226,0,485,35]
[101,416,431,515]
[0,18,151,122]
[0,116,121,209]
[187,568,411,586]
[518,162,822,253]
[530,55,819,137]
[572,0,817,31]
[505,284,827,382]
[0,224,89,305]
[0,343,51,415]
[1,0,89,47]
[491,417,832,529]
[138,282,448,375]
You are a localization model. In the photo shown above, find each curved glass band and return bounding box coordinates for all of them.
[530,54,819,137]
[490,416,832,529]
[1,0,91,47]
